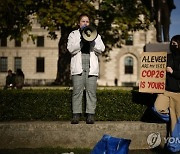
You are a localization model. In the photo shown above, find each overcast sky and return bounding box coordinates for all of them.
[170,0,180,39]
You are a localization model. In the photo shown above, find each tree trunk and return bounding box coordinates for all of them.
[55,26,73,86]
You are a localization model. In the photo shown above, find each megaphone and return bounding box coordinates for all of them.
[81,25,98,42]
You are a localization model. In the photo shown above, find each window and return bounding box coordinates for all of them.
[124,56,133,74]
[36,57,44,72]
[122,82,136,87]
[15,40,21,47]
[125,35,133,45]
[0,57,8,72]
[37,36,44,47]
[0,37,7,47]
[14,57,22,71]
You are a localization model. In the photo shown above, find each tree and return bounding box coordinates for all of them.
[0,0,38,40]
[35,0,96,85]
[97,0,151,58]
[0,0,96,85]
[0,0,151,85]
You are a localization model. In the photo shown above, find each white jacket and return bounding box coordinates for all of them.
[67,29,105,76]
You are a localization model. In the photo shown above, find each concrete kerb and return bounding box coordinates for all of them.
[0,121,166,150]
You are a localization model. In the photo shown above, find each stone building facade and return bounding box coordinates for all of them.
[98,26,156,86]
[0,17,157,87]
[0,19,60,86]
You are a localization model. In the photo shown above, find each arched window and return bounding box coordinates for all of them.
[124,56,133,74]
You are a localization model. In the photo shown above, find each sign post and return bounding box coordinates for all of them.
[139,52,167,93]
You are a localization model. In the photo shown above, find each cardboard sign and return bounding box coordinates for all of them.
[139,52,167,93]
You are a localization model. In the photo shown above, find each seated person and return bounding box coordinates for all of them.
[4,69,15,89]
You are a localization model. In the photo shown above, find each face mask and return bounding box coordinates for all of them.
[171,46,180,53]
[170,41,180,56]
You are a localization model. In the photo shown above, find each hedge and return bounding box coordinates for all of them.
[0,89,157,121]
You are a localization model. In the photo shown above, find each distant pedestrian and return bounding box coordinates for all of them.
[114,78,118,86]
[15,69,25,89]
[3,69,15,90]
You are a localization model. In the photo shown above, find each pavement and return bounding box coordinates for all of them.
[0,121,167,150]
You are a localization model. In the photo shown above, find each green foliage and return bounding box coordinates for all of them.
[0,0,96,40]
[98,0,151,53]
[96,90,146,121]
[0,89,72,121]
[37,0,96,27]
[0,0,151,43]
[0,89,147,121]
[0,0,152,85]
[36,0,96,39]
[0,0,37,39]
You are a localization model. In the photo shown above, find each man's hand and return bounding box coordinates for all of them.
[80,25,86,34]
[166,67,173,74]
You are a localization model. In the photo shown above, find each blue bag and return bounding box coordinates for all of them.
[91,134,131,154]
[152,106,169,122]
[152,106,180,152]
[166,118,180,153]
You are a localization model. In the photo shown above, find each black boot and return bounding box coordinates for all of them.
[86,114,95,124]
[71,113,80,124]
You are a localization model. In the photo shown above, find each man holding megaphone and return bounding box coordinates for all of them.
[81,25,98,42]
[67,13,105,124]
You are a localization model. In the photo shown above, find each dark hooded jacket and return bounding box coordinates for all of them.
[166,35,180,92]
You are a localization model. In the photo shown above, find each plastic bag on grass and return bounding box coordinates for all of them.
[91,134,131,154]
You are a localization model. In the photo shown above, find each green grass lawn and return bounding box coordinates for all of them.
[0,147,173,154]
[0,147,91,154]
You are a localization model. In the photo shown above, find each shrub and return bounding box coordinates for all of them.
[0,89,147,121]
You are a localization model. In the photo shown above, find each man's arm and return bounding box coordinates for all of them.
[167,55,180,79]
[90,35,105,56]
[67,31,81,55]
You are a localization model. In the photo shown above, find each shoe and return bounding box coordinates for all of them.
[71,113,80,124]
[86,114,95,124]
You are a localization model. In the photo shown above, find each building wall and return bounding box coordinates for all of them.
[97,26,157,86]
[0,21,60,86]
[0,18,157,87]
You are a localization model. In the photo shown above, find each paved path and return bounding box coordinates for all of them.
[0,121,166,150]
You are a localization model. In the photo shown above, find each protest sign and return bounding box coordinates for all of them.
[139,52,167,93]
